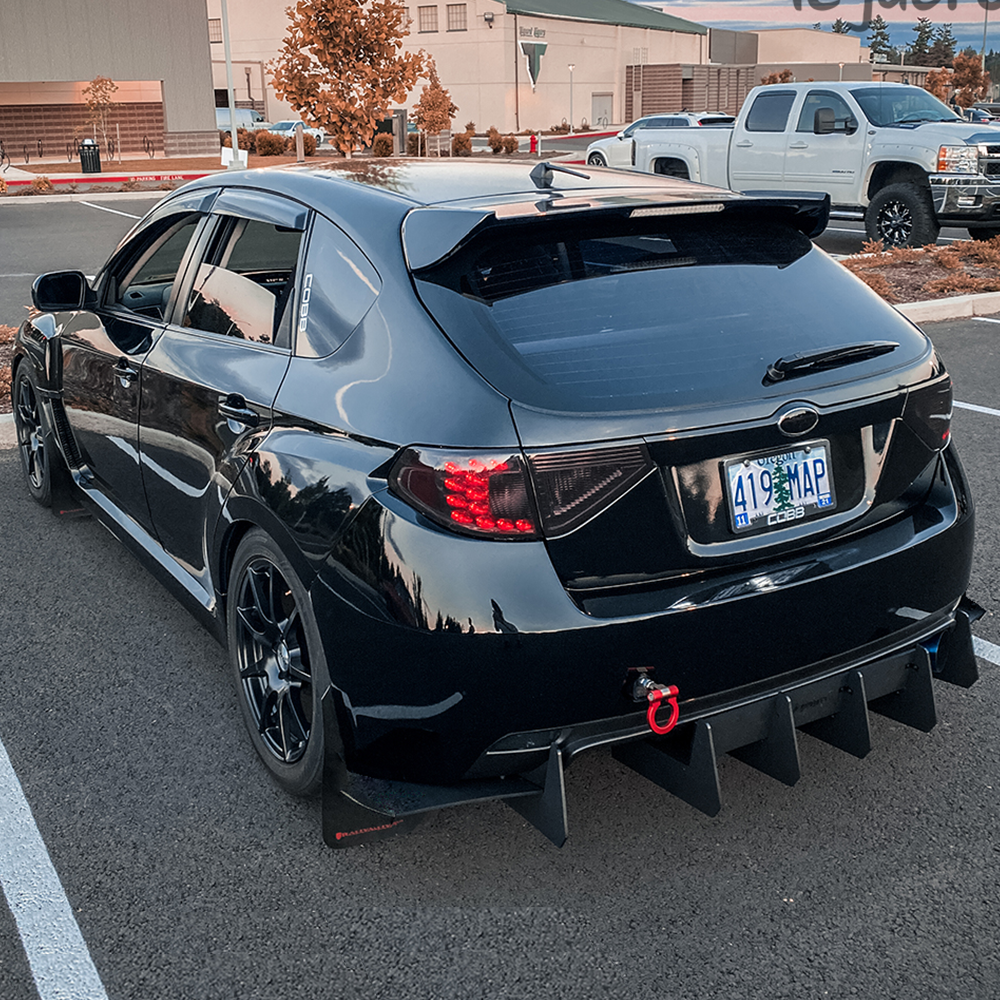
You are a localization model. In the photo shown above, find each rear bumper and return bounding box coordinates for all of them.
[321,597,981,848]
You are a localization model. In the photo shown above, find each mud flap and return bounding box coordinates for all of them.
[321,689,569,848]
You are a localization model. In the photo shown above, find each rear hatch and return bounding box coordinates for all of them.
[409,198,951,603]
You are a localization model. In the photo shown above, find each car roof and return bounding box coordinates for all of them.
[174,160,828,269]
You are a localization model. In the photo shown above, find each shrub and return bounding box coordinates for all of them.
[0,177,7,195]
[31,175,54,194]
[221,127,256,152]
[302,132,317,156]
[120,178,141,192]
[549,122,571,134]
[465,121,476,134]
[407,133,427,156]
[487,126,503,155]
[254,130,289,156]
[452,130,472,156]
[501,134,519,155]
[372,133,394,158]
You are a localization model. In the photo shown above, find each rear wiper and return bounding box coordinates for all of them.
[763,341,898,385]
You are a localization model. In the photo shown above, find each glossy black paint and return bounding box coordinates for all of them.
[11,161,977,803]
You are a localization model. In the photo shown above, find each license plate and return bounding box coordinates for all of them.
[724,441,835,533]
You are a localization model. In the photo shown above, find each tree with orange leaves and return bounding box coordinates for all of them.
[951,50,990,109]
[924,66,954,103]
[411,61,457,137]
[270,0,425,157]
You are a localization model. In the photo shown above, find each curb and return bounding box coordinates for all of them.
[893,291,1000,323]
[0,190,169,207]
[1,170,215,189]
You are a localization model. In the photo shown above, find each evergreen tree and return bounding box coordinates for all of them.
[927,24,957,67]
[911,17,935,66]
[867,15,892,61]
[771,459,794,513]
[832,18,850,35]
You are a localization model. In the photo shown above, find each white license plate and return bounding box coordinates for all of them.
[724,441,836,532]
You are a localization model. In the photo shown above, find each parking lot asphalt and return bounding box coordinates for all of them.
[2,199,999,1000]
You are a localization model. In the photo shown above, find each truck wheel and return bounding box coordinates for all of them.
[969,227,1000,242]
[865,184,940,247]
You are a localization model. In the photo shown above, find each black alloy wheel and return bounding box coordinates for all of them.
[865,183,940,248]
[587,152,607,166]
[13,364,62,507]
[228,530,326,794]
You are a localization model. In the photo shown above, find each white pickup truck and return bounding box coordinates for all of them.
[626,81,1000,246]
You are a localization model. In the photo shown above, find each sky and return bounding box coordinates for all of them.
[641,0,1000,52]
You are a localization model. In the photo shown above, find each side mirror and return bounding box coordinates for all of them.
[617,131,626,139]
[31,271,92,312]
[845,116,859,135]
[814,108,836,135]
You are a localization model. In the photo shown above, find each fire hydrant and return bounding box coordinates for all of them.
[529,133,538,155]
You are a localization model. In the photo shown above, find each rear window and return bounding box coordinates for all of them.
[412,210,926,413]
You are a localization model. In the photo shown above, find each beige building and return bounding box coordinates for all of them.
[210,0,708,133]
[0,0,217,157]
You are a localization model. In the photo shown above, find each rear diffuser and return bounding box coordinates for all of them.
[321,602,981,848]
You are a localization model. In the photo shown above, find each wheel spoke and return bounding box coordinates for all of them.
[276,690,308,761]
[257,689,278,736]
[236,604,269,645]
[286,646,310,683]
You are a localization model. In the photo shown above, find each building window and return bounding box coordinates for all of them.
[208,18,222,43]
[446,4,467,31]
[418,6,438,32]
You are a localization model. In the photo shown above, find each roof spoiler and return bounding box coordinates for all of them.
[403,190,831,271]
[737,190,831,239]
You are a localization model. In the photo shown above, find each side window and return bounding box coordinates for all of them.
[183,217,304,348]
[745,91,796,133]
[622,119,649,137]
[796,91,856,132]
[112,215,202,320]
[295,215,381,358]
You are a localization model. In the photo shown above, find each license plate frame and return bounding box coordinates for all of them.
[723,440,836,534]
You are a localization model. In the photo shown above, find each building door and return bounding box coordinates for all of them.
[592,93,613,128]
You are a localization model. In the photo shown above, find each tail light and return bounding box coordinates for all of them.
[389,448,539,538]
[904,371,953,451]
[527,444,654,536]
[389,443,654,540]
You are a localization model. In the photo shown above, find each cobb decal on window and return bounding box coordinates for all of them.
[298,273,313,335]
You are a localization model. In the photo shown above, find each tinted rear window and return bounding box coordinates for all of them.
[412,210,926,413]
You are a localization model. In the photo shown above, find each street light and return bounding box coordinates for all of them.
[982,2,990,74]
[568,64,575,132]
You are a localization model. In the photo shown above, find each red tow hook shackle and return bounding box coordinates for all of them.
[646,684,680,735]
[633,674,680,735]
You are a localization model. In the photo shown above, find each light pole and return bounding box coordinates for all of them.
[982,3,990,74]
[568,64,575,131]
[838,61,845,81]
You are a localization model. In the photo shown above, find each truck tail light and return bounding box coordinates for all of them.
[389,443,654,539]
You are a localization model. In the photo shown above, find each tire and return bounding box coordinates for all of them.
[12,363,68,508]
[587,152,607,166]
[969,227,1000,242]
[865,183,940,247]
[227,529,329,795]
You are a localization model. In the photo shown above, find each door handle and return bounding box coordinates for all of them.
[219,393,260,428]
[789,141,809,149]
[735,140,753,147]
[113,358,138,386]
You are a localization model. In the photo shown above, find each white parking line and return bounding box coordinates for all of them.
[955,400,1000,417]
[78,201,141,219]
[974,636,1000,666]
[972,316,1000,325]
[0,736,109,1000]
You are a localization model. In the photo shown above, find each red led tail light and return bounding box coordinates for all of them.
[389,448,539,538]
[389,442,654,540]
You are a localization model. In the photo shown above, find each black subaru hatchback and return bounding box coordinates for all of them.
[12,161,979,847]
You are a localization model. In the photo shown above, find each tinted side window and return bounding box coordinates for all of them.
[797,91,856,131]
[622,119,649,137]
[296,215,381,358]
[112,215,202,320]
[184,218,303,347]
[745,91,796,132]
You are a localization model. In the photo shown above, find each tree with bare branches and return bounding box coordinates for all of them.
[270,0,425,157]
[82,76,118,151]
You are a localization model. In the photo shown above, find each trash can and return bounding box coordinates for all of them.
[79,139,101,174]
